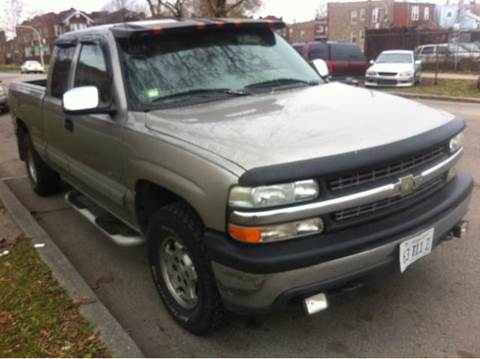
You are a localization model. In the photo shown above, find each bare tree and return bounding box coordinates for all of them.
[197,0,261,17]
[145,0,191,19]
[1,0,25,38]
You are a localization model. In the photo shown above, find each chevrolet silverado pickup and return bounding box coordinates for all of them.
[8,19,472,335]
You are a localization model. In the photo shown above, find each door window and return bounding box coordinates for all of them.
[74,43,111,104]
[50,46,75,98]
[420,46,434,54]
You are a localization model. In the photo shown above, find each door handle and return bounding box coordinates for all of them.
[65,117,74,132]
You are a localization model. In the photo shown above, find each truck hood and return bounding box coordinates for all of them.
[146,82,455,171]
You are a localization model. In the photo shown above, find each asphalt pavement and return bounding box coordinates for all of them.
[1,72,479,356]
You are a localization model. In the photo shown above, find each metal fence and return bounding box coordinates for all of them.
[365,28,480,73]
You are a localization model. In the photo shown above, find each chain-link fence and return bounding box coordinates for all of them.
[365,28,480,88]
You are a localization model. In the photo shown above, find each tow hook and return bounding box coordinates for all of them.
[447,220,469,240]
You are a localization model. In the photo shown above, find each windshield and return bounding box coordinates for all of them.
[376,53,412,64]
[118,29,321,109]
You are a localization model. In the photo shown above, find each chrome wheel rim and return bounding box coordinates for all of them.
[27,148,37,184]
[159,235,198,309]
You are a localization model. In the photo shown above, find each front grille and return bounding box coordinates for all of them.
[328,145,447,192]
[377,79,398,85]
[333,176,446,221]
[378,72,397,76]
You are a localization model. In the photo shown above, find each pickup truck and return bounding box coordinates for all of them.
[8,19,472,335]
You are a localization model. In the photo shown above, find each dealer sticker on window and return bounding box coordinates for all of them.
[399,228,434,273]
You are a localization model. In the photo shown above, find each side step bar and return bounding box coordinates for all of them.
[65,191,144,246]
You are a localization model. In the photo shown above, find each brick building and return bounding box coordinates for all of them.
[9,7,144,65]
[15,9,94,64]
[286,18,328,43]
[328,0,435,50]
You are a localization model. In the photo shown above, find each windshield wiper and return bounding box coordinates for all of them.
[244,78,319,90]
[151,88,248,103]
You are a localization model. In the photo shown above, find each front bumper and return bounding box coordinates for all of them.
[207,172,473,313]
[365,76,414,88]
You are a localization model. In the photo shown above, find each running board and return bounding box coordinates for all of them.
[65,191,144,246]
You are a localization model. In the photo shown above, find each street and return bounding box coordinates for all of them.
[0,73,479,357]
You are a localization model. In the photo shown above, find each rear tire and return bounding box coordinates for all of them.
[147,202,224,335]
[23,135,61,196]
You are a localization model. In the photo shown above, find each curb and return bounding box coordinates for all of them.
[389,91,480,104]
[0,179,144,358]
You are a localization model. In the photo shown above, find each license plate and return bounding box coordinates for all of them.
[399,228,434,273]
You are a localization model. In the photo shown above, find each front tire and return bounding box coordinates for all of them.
[23,135,61,196]
[147,202,224,335]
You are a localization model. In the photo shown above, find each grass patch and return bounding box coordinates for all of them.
[383,79,480,98]
[0,237,110,357]
[0,65,21,73]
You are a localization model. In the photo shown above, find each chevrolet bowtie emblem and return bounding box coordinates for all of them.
[397,175,417,196]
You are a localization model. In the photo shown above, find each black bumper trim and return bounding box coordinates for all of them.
[238,118,464,186]
[205,172,473,274]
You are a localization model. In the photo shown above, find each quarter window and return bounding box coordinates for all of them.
[50,46,75,98]
[74,43,111,104]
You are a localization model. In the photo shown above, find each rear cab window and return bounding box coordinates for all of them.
[307,43,328,61]
[330,43,365,61]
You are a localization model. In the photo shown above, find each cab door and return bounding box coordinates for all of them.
[43,44,77,173]
[64,38,129,221]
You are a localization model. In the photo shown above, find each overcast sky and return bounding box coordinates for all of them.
[0,0,455,25]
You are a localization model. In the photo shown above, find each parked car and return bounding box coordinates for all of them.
[365,50,421,87]
[9,19,472,335]
[415,43,480,65]
[20,60,44,74]
[0,81,8,113]
[295,41,368,83]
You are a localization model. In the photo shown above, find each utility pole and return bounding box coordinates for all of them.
[17,25,44,69]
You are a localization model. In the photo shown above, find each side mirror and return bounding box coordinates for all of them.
[415,59,422,66]
[63,86,114,115]
[369,59,375,65]
[312,59,330,79]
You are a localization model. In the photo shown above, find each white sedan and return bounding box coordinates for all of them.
[365,50,421,88]
[20,60,45,74]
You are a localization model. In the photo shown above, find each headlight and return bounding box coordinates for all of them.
[400,71,413,77]
[366,70,377,76]
[228,217,325,244]
[449,132,464,153]
[229,179,319,209]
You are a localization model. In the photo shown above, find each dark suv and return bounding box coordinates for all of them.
[295,41,368,82]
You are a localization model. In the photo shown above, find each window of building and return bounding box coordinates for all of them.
[300,29,305,41]
[360,8,366,22]
[359,29,365,41]
[50,46,75,98]
[372,7,380,23]
[424,7,430,20]
[411,6,420,21]
[351,10,358,24]
[74,43,111,104]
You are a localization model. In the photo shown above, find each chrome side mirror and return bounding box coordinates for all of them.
[312,59,330,79]
[62,86,114,115]
[369,59,375,65]
[63,86,99,114]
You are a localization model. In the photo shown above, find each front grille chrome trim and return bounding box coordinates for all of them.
[230,148,463,226]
